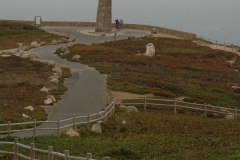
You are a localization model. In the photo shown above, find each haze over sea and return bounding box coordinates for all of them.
[0,0,239,45]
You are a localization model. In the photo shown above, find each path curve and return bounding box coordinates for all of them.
[9,27,149,137]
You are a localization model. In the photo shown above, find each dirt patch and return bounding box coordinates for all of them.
[108,90,153,99]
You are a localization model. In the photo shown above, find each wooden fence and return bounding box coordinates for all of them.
[0,138,110,160]
[115,97,239,119]
[0,100,115,138]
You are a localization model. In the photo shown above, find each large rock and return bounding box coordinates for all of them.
[72,55,80,60]
[47,95,56,103]
[44,98,53,105]
[24,106,34,112]
[66,128,80,137]
[40,87,51,94]
[22,114,32,119]
[145,43,155,57]
[126,106,139,113]
[91,124,102,133]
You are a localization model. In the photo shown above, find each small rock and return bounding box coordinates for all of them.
[47,95,56,103]
[66,128,80,137]
[40,87,51,94]
[122,121,126,124]
[44,98,53,105]
[145,43,155,57]
[31,42,40,48]
[52,40,58,45]
[1,55,11,57]
[128,36,136,40]
[50,78,59,84]
[21,45,32,51]
[61,38,68,43]
[72,55,80,60]
[21,53,30,59]
[91,124,102,133]
[126,106,139,113]
[57,40,62,44]
[225,115,235,120]
[151,28,157,34]
[61,47,68,52]
[22,114,32,119]
[48,60,55,66]
[24,106,34,112]
[68,38,75,42]
[64,50,70,55]
[40,42,47,46]
[29,53,38,60]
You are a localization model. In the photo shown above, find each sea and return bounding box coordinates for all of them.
[0,0,239,46]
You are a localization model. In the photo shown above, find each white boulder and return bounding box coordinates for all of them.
[24,106,34,112]
[66,128,80,137]
[151,28,157,34]
[44,98,53,105]
[145,43,155,57]
[126,106,139,113]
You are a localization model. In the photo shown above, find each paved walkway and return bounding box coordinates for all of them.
[4,27,149,138]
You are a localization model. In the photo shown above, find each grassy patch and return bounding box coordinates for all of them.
[56,37,240,109]
[1,108,240,159]
[0,21,61,50]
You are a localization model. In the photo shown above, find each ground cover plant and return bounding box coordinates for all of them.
[55,37,240,109]
[0,21,60,50]
[1,108,240,159]
[0,56,71,124]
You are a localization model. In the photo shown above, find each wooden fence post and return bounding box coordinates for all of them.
[57,119,60,138]
[73,115,76,130]
[14,138,18,160]
[104,110,106,122]
[174,99,177,114]
[204,103,207,117]
[30,143,35,160]
[235,107,238,120]
[144,97,146,110]
[48,146,53,160]
[8,121,10,136]
[87,114,90,130]
[65,150,69,160]
[87,153,92,160]
[97,111,99,124]
[33,119,36,138]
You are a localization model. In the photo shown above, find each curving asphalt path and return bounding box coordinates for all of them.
[8,27,149,137]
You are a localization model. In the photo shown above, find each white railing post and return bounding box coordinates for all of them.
[33,119,36,138]
[216,40,217,49]
[104,110,106,122]
[105,156,110,160]
[48,146,53,160]
[224,42,225,50]
[73,115,76,130]
[232,43,233,51]
[144,97,146,110]
[235,108,238,120]
[87,114,90,130]
[8,121,11,136]
[65,150,69,160]
[204,103,207,117]
[87,153,92,160]
[14,138,18,160]
[97,111,99,124]
[57,119,60,138]
[208,38,210,46]
[174,99,177,114]
[30,143,35,160]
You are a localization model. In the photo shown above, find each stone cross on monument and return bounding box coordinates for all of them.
[95,0,112,32]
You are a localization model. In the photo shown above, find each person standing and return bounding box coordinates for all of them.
[119,19,123,30]
[115,18,120,32]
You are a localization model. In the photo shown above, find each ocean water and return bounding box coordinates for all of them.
[0,0,239,45]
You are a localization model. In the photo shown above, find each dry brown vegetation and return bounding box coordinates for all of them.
[0,21,60,50]
[55,37,240,108]
[0,56,71,123]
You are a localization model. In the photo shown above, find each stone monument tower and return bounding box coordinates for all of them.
[95,0,112,32]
